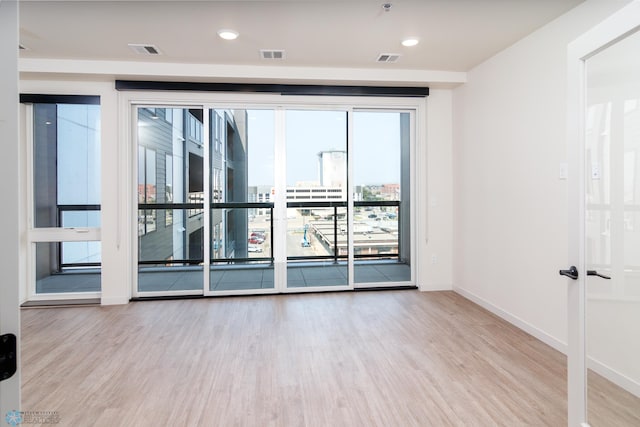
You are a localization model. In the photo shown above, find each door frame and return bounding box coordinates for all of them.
[122,92,424,297]
[23,101,102,301]
[566,1,640,425]
[0,0,21,416]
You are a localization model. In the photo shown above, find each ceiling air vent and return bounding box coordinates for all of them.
[260,49,285,60]
[376,53,401,63]
[128,44,161,55]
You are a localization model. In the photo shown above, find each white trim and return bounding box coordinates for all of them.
[0,0,21,413]
[567,36,588,427]
[25,103,34,228]
[410,106,420,287]
[28,228,101,242]
[203,107,211,294]
[274,108,287,292]
[124,95,138,300]
[347,108,355,288]
[453,286,567,353]
[23,98,104,301]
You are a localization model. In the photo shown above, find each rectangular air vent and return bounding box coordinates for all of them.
[260,49,285,60]
[376,53,401,63]
[128,44,161,55]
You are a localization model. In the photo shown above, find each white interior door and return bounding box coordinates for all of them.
[584,26,640,427]
[567,2,640,425]
[0,0,21,417]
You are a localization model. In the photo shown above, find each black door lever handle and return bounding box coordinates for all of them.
[587,270,611,279]
[559,266,611,280]
[559,266,579,280]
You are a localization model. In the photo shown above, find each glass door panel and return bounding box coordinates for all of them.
[285,110,348,288]
[585,30,640,425]
[353,111,411,285]
[209,109,275,292]
[137,107,204,293]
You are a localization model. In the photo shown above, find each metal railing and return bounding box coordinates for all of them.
[57,200,402,268]
[55,199,403,271]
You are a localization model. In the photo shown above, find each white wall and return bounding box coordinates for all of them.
[452,0,633,351]
[422,89,453,290]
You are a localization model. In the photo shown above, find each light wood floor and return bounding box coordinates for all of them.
[21,291,640,426]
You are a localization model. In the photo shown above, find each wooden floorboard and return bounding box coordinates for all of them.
[20,291,640,426]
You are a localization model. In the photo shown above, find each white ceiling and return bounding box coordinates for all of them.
[20,0,585,74]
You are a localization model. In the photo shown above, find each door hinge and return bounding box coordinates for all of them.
[0,333,17,382]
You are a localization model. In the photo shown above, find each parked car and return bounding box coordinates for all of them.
[248,245,263,253]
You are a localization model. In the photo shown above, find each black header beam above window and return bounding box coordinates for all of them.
[115,80,429,98]
[19,94,100,105]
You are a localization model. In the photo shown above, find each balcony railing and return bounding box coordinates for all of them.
[138,201,403,265]
[55,198,403,272]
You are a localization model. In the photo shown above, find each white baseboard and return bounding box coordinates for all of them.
[453,286,568,354]
[588,357,640,399]
[419,283,453,292]
[454,287,640,399]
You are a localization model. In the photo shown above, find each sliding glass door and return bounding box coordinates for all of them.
[353,111,412,285]
[137,107,204,293]
[134,103,414,296]
[209,109,275,292]
[285,110,349,289]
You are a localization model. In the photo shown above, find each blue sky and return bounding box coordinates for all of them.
[247,109,403,187]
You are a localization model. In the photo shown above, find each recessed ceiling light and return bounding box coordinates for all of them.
[218,29,239,40]
[401,38,419,47]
